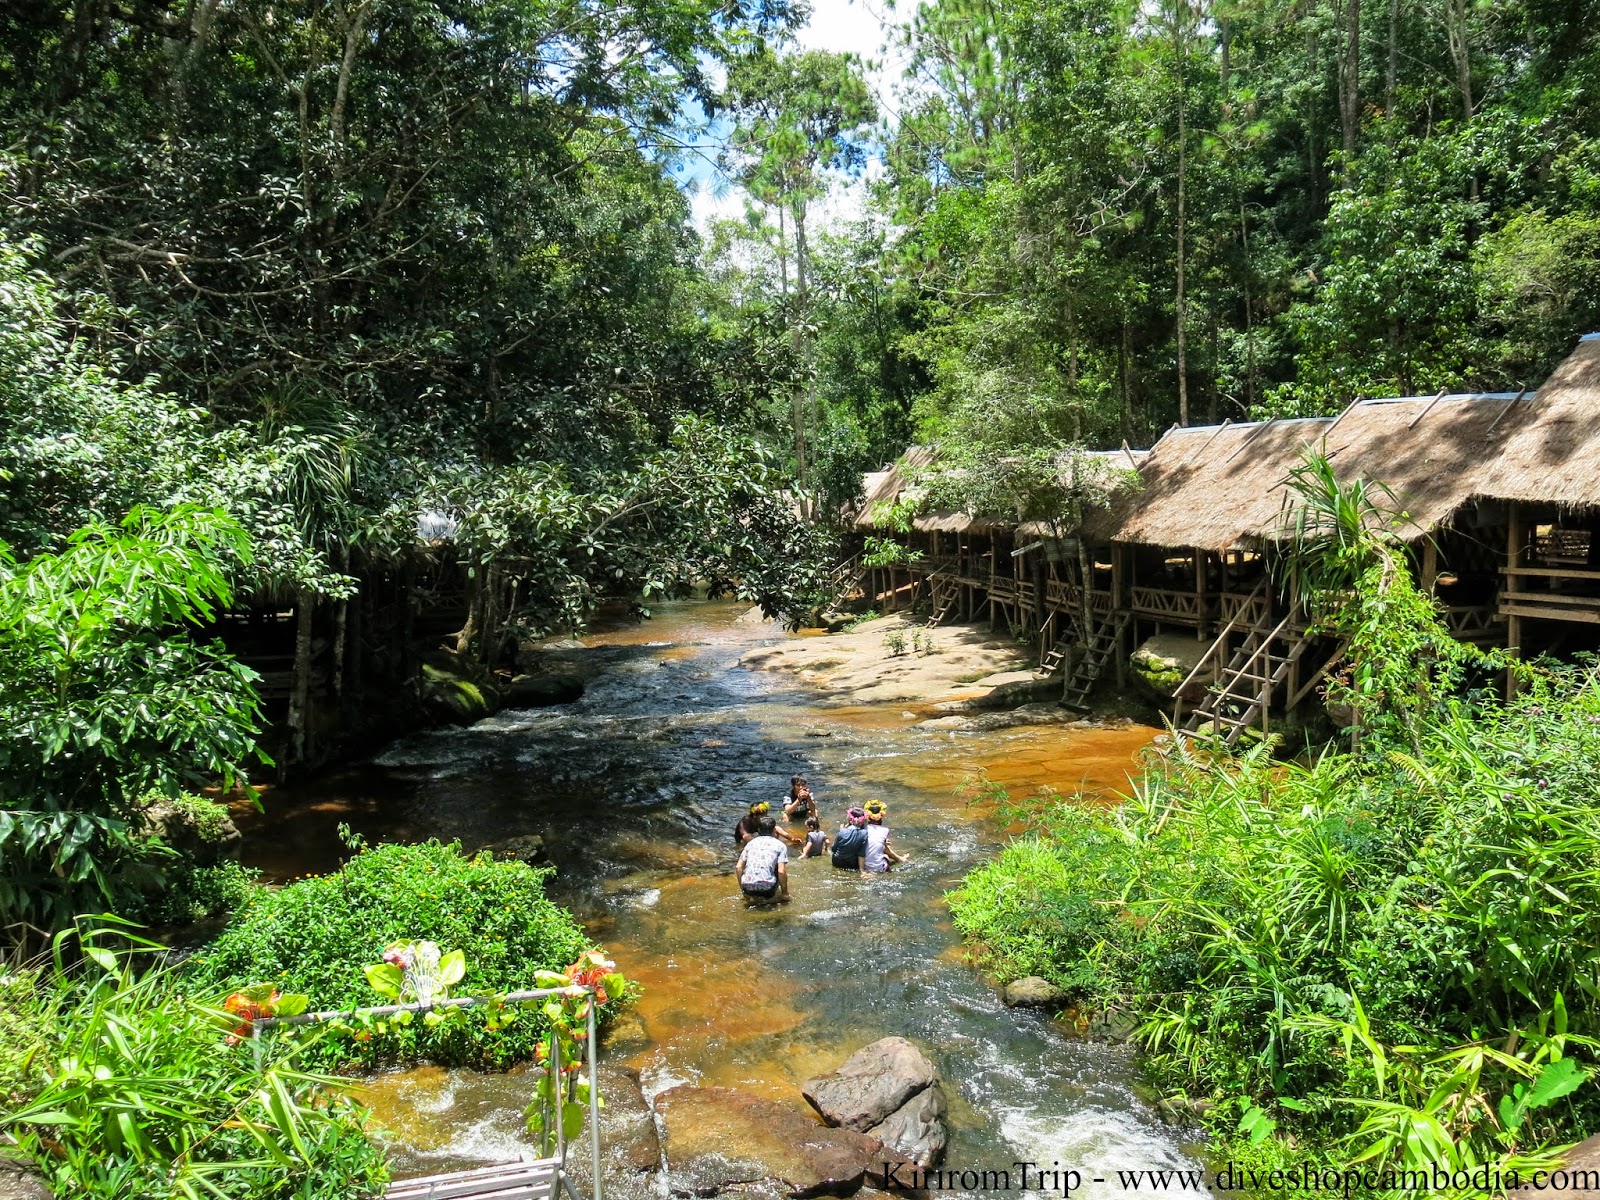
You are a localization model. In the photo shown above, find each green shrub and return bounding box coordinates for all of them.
[189,839,595,1069]
[0,930,386,1200]
[131,860,259,926]
[950,677,1600,1179]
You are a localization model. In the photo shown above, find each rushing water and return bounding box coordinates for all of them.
[236,600,1206,1198]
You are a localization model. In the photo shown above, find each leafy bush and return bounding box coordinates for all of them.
[951,678,1600,1178]
[131,861,259,926]
[0,507,264,941]
[189,839,596,1069]
[950,461,1600,1181]
[0,928,386,1200]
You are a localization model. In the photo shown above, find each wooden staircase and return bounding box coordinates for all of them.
[1061,610,1132,708]
[1176,608,1347,747]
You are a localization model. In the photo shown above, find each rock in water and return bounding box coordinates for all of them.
[866,1084,948,1168]
[801,1037,937,1133]
[1003,976,1069,1008]
[655,1085,885,1198]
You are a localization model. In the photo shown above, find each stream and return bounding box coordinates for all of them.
[236,600,1207,1198]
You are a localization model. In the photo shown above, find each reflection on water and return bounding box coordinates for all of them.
[239,600,1205,1197]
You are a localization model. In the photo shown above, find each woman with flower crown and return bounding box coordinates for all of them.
[861,800,908,873]
[735,800,801,847]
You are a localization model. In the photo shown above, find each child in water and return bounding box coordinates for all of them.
[799,815,829,858]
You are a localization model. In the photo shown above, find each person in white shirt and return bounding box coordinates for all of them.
[736,817,791,903]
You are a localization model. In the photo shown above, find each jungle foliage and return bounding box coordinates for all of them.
[948,466,1600,1181]
[708,0,1600,493]
[0,926,388,1200]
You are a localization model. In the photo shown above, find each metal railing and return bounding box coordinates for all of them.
[251,984,602,1200]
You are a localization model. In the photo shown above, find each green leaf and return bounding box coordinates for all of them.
[1523,1058,1586,1111]
[438,949,467,988]
[364,963,403,1000]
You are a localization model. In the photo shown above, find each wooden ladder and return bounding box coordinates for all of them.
[1061,610,1132,708]
[926,575,960,628]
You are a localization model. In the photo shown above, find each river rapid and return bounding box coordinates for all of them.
[236,600,1207,1198]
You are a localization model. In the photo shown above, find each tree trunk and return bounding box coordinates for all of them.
[1120,312,1134,441]
[1340,0,1361,160]
[288,588,315,770]
[1386,0,1399,114]
[792,198,810,497]
[1175,0,1189,427]
[1447,0,1473,119]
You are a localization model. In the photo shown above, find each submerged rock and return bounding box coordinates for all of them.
[655,1085,884,1198]
[1003,976,1069,1009]
[502,672,585,707]
[491,833,550,866]
[802,1037,937,1133]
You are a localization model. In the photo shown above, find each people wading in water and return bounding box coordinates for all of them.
[735,816,790,904]
[799,816,828,859]
[831,806,870,873]
[736,801,800,848]
[783,776,817,823]
[861,800,907,873]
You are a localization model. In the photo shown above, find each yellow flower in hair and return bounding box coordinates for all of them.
[749,801,770,814]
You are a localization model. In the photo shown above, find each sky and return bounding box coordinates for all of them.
[681,0,915,232]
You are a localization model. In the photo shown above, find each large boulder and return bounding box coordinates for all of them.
[1003,976,1069,1009]
[655,1085,886,1198]
[1509,1131,1600,1199]
[502,673,585,708]
[866,1084,948,1168]
[802,1037,937,1133]
[138,794,242,865]
[1129,633,1209,707]
[565,1065,662,1188]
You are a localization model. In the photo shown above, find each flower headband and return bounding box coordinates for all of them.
[749,801,770,815]
[847,806,866,825]
[864,801,886,821]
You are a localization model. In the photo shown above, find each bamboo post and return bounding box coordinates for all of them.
[1506,503,1523,699]
[1193,547,1206,640]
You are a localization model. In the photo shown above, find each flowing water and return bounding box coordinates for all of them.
[237,601,1206,1198]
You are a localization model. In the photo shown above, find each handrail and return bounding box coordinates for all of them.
[1175,579,1269,699]
[250,985,579,1031]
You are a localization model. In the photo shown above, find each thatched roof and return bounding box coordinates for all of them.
[1086,390,1532,550]
[854,446,1146,535]
[853,334,1600,552]
[1476,334,1600,507]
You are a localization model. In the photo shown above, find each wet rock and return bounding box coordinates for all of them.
[656,1085,884,1198]
[1003,977,1068,1009]
[1087,1008,1141,1042]
[138,794,241,865]
[595,1066,662,1175]
[0,1153,51,1200]
[866,1084,948,1168]
[599,1010,651,1054]
[503,672,586,707]
[802,1037,937,1133]
[420,661,497,725]
[491,834,549,866]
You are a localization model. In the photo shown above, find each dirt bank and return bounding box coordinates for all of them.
[738,613,1044,708]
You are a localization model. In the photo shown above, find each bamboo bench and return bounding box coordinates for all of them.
[386,1157,564,1200]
